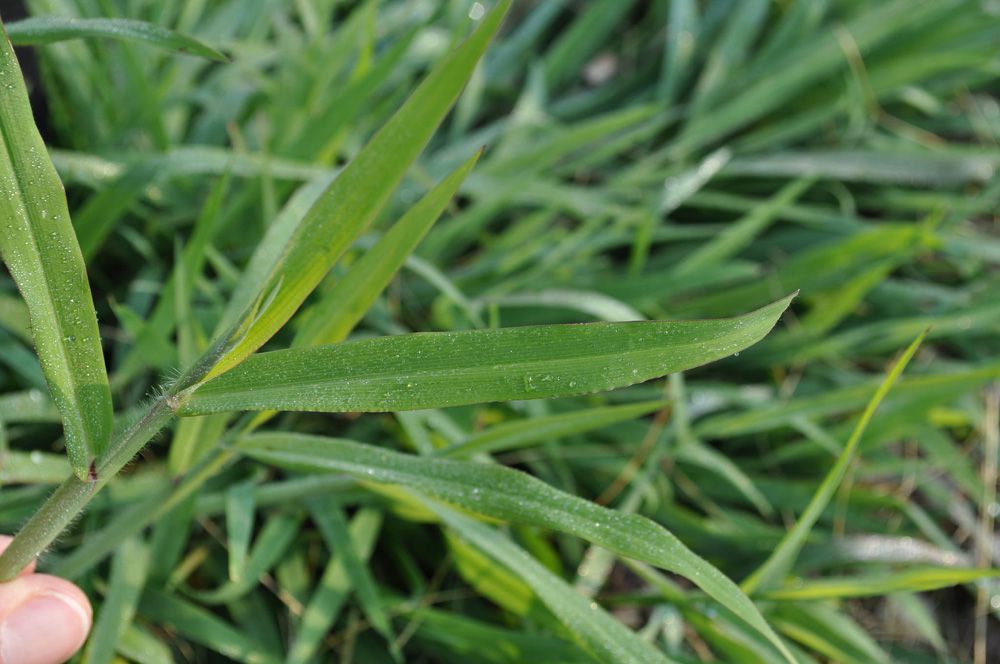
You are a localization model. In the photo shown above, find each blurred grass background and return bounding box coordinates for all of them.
[0,0,999,661]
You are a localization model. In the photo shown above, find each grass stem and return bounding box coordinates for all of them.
[0,397,174,580]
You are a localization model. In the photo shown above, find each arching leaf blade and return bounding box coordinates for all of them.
[239,433,795,663]
[5,17,226,61]
[178,294,795,415]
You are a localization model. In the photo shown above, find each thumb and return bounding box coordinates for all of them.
[0,537,91,664]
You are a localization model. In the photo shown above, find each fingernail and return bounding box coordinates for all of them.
[0,593,89,664]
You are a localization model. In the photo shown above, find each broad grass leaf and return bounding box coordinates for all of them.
[179,294,794,415]
[0,26,113,479]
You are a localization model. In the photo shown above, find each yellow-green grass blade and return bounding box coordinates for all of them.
[5,16,225,61]
[179,294,794,415]
[198,1,511,384]
[741,331,928,595]
[764,567,1000,601]
[0,25,113,480]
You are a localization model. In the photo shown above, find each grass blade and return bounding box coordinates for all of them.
[179,294,794,415]
[225,482,255,583]
[309,502,398,660]
[292,149,482,347]
[437,400,667,458]
[415,492,674,664]
[83,536,151,664]
[288,509,382,664]
[0,25,113,479]
[187,511,302,605]
[138,589,280,664]
[239,433,795,662]
[741,331,928,595]
[5,17,225,61]
[764,567,1000,601]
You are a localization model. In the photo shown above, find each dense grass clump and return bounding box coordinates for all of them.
[0,1,998,662]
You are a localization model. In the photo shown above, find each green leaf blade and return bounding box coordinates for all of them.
[0,27,113,479]
[239,433,795,663]
[741,331,928,596]
[5,17,226,61]
[179,294,795,415]
[421,496,674,664]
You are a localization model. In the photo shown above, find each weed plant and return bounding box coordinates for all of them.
[0,1,998,662]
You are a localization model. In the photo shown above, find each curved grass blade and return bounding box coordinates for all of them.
[741,331,928,595]
[195,0,511,385]
[418,494,674,664]
[0,26,113,479]
[5,17,225,61]
[238,433,795,662]
[179,294,794,415]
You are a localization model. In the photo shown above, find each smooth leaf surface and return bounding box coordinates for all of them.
[238,433,795,662]
[5,17,225,61]
[0,27,113,479]
[179,294,794,415]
